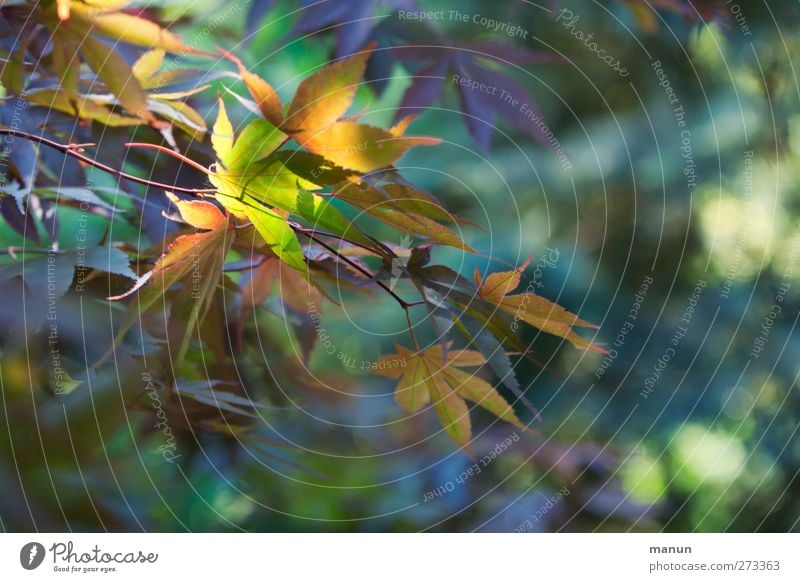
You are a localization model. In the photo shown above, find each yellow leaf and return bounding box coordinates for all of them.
[71,4,194,53]
[26,89,141,126]
[335,181,474,252]
[374,344,524,450]
[285,48,372,134]
[75,33,151,120]
[212,98,234,162]
[428,372,472,451]
[474,258,530,303]
[477,264,605,353]
[166,193,227,231]
[132,49,165,81]
[219,48,283,126]
[297,121,439,172]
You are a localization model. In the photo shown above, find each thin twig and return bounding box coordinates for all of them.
[296,229,410,308]
[404,307,421,352]
[0,127,216,194]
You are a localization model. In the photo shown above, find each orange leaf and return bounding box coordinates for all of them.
[219,48,283,126]
[476,263,604,353]
[167,193,227,230]
[373,344,524,450]
[285,46,373,135]
[297,121,439,172]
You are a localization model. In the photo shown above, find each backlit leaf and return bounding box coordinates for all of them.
[212,98,235,162]
[220,48,283,126]
[374,344,524,450]
[475,265,605,353]
[285,47,371,135]
[296,120,439,172]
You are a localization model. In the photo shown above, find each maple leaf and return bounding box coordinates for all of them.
[47,2,198,116]
[334,179,475,253]
[373,344,525,450]
[209,99,370,274]
[109,194,233,366]
[474,263,605,354]
[208,93,445,273]
[283,46,439,172]
[218,48,283,127]
[0,2,212,135]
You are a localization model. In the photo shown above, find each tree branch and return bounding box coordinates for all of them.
[0,127,216,195]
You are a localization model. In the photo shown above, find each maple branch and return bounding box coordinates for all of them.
[297,227,425,350]
[125,142,212,176]
[0,128,217,194]
[291,225,386,257]
[3,127,429,349]
[295,228,410,308]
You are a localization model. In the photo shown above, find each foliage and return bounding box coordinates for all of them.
[0,0,601,457]
[2,0,798,534]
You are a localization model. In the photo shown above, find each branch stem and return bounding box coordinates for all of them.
[0,128,216,195]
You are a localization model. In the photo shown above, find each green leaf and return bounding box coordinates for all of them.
[213,157,373,249]
[243,204,307,275]
[0,30,30,95]
[224,118,286,171]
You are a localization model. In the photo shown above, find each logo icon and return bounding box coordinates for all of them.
[20,542,45,570]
